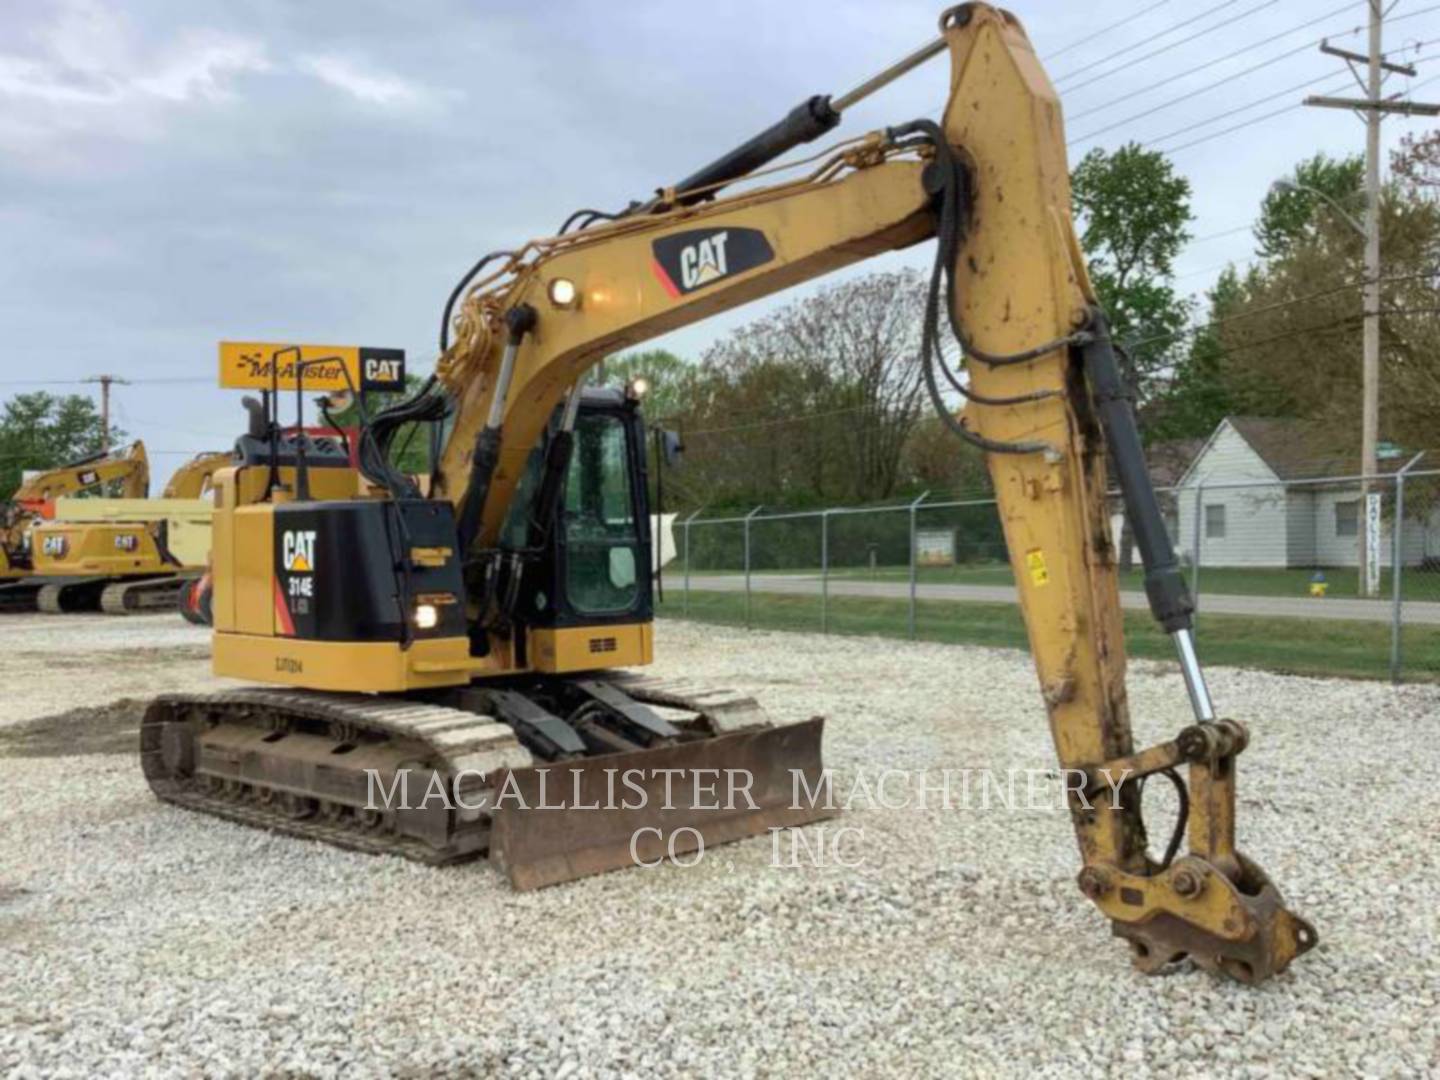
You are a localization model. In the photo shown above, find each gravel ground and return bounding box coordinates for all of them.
[1,612,1437,1078]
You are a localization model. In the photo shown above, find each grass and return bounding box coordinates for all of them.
[660,589,1440,683]
[687,562,1440,603]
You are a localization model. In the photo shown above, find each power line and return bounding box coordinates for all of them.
[1077,67,1342,146]
[1155,68,1440,155]
[1066,1,1360,122]
[0,448,203,461]
[660,296,1440,449]
[1044,0,1176,62]
[684,403,904,438]
[1130,270,1438,351]
[1071,59,1328,146]
[0,375,211,388]
[13,379,119,388]
[1054,0,1249,84]
[1143,45,1440,153]
[679,276,1437,442]
[1175,256,1260,281]
[1061,0,1281,95]
[1191,224,1254,244]
[1143,76,1353,150]
[1073,30,1440,149]
[1191,305,1440,358]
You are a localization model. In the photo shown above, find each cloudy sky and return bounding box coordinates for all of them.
[2,0,1437,475]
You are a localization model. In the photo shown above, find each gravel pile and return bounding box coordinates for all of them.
[1,612,1437,1077]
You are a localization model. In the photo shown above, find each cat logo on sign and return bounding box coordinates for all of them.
[218,344,406,393]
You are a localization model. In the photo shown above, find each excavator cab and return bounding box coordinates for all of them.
[498,388,653,651]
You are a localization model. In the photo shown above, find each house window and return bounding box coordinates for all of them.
[1205,504,1226,539]
[1335,500,1359,538]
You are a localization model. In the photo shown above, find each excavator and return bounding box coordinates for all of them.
[0,440,150,612]
[13,449,227,614]
[141,4,1315,983]
[159,450,233,499]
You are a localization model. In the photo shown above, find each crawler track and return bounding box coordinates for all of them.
[142,677,829,886]
[100,575,193,615]
[0,580,42,614]
[142,689,532,864]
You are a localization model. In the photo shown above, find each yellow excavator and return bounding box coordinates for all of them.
[141,4,1315,983]
[0,440,151,611]
[23,449,229,614]
[160,450,233,499]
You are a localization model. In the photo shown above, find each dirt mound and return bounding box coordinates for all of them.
[0,699,147,758]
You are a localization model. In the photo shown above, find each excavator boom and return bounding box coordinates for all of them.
[1,440,151,599]
[161,451,234,499]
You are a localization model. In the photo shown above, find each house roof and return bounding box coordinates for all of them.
[1146,438,1205,488]
[1225,416,1407,481]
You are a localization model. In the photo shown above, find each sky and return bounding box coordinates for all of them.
[2,0,1437,478]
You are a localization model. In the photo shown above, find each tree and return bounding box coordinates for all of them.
[1072,143,1193,568]
[0,392,117,500]
[323,375,431,474]
[1254,153,1364,260]
[596,349,695,424]
[896,416,990,496]
[1392,130,1440,194]
[1071,142,1193,404]
[688,270,929,507]
[1213,164,1440,453]
[1149,267,1243,441]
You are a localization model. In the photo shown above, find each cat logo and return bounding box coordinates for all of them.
[680,231,729,288]
[364,355,403,385]
[41,534,68,558]
[359,347,406,391]
[282,529,317,573]
[77,470,99,486]
[114,534,139,553]
[651,227,774,297]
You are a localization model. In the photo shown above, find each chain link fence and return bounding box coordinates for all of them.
[665,469,1440,683]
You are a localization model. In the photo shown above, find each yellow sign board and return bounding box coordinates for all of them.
[218,343,406,393]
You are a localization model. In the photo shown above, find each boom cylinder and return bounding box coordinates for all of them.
[669,96,840,206]
[661,34,946,206]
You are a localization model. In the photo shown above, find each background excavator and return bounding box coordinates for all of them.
[160,451,233,500]
[7,448,226,614]
[141,3,1315,983]
[0,440,150,611]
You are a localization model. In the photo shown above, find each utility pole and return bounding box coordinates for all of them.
[1304,4,1440,596]
[81,374,130,453]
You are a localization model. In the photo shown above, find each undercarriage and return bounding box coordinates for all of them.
[142,675,829,889]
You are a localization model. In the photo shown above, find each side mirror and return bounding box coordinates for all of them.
[659,429,684,468]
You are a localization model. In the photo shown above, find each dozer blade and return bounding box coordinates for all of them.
[490,716,831,890]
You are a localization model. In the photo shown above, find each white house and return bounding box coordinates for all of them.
[1171,416,1440,569]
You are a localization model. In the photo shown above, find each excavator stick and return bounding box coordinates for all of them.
[490,717,828,890]
[939,3,1315,981]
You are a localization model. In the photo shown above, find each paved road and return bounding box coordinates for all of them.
[682,574,1440,625]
